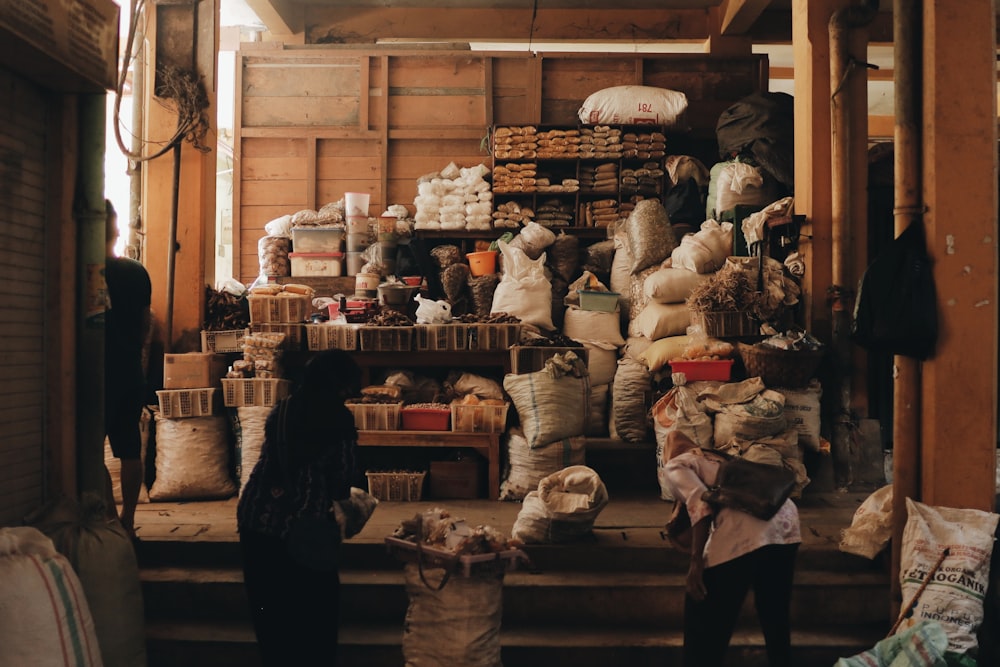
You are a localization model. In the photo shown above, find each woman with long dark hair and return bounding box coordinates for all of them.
[237,349,363,666]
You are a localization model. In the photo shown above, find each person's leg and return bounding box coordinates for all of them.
[106,390,144,536]
[118,458,143,534]
[683,555,753,667]
[751,543,799,667]
[240,529,294,666]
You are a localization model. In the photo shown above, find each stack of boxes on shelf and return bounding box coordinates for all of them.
[289,226,345,277]
[156,352,228,419]
[221,330,292,408]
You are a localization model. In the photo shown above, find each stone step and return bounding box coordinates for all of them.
[141,565,890,629]
[145,619,888,667]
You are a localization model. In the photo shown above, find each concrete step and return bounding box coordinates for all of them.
[142,564,890,629]
[145,619,888,667]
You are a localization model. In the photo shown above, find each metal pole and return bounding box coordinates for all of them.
[891,0,922,622]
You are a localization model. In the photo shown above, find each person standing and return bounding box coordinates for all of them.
[104,199,152,540]
[663,430,801,667]
[236,349,364,666]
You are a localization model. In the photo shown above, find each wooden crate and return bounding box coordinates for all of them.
[415,323,468,351]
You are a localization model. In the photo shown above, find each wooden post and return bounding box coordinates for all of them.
[919,1,997,511]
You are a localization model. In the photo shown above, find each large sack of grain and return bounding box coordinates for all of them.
[149,414,237,501]
[511,466,610,544]
[0,526,104,667]
[626,199,677,275]
[402,563,503,667]
[610,356,652,443]
[504,351,590,448]
[500,429,586,501]
[491,240,554,331]
[578,85,688,126]
[26,495,146,667]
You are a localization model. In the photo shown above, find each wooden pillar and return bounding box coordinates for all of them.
[791,0,838,347]
[919,2,997,510]
[142,4,219,354]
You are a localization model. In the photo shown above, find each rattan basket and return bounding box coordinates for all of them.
[737,343,825,388]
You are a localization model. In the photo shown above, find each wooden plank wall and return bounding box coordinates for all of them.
[234,47,765,284]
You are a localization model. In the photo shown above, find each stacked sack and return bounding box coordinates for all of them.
[413,161,493,231]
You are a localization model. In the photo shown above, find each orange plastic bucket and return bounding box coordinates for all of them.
[466,251,498,276]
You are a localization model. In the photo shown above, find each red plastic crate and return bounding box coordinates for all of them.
[668,359,734,382]
[400,407,451,431]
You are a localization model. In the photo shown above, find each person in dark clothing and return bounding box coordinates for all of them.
[236,349,364,666]
[664,430,801,667]
[104,199,152,539]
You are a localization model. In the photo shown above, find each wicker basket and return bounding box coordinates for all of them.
[737,343,825,388]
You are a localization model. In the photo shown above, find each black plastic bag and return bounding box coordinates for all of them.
[852,222,938,360]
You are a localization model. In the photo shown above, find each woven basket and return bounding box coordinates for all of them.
[737,343,825,388]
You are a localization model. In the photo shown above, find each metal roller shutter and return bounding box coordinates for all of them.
[0,67,50,524]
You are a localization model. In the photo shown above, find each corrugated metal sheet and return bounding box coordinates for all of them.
[0,67,48,524]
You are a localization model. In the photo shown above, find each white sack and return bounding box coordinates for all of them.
[643,267,710,304]
[563,306,626,348]
[232,406,271,494]
[778,381,823,452]
[511,466,610,544]
[580,341,619,387]
[629,301,691,340]
[898,498,999,657]
[0,527,104,667]
[578,85,688,126]
[839,485,894,560]
[149,414,237,501]
[491,241,554,330]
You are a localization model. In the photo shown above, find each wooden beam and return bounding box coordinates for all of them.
[719,0,772,36]
[243,0,298,37]
[304,8,710,44]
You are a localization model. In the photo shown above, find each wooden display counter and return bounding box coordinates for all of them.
[357,430,501,500]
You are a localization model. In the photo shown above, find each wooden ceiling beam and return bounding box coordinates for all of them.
[718,0,772,36]
[302,7,711,44]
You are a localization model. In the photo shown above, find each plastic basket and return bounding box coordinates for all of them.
[466,323,521,351]
[251,323,305,350]
[415,324,468,351]
[248,294,311,324]
[359,326,415,352]
[156,388,218,418]
[737,343,825,388]
[221,378,291,407]
[305,324,359,351]
[201,329,248,353]
[450,401,509,433]
[346,402,402,430]
[384,537,529,577]
[366,471,426,501]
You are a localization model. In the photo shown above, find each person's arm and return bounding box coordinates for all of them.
[686,515,712,601]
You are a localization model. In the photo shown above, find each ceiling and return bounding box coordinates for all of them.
[230,0,893,43]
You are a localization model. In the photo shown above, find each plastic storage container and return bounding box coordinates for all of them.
[400,406,451,430]
[290,227,344,253]
[289,252,344,277]
[668,359,735,382]
[577,290,621,312]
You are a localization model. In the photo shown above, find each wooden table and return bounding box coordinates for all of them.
[357,430,501,500]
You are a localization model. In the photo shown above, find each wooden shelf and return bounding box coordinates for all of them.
[357,430,502,500]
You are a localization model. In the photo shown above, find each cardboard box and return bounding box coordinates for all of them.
[163,353,228,389]
[429,459,483,499]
